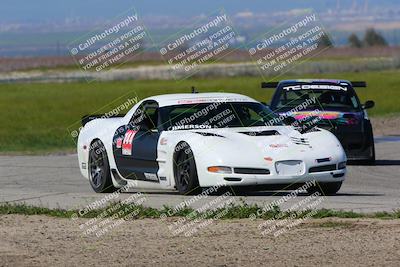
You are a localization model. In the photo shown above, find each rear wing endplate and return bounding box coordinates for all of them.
[350,81,367,87]
[261,81,366,88]
[261,82,279,88]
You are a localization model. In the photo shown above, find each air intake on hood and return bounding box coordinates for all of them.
[240,130,279,136]
[194,132,225,137]
[290,137,310,146]
[304,127,321,133]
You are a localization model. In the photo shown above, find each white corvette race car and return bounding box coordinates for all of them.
[78,93,347,195]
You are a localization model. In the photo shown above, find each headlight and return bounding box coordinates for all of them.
[207,166,232,174]
[338,161,346,169]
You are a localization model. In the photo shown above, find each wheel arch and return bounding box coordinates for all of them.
[171,140,201,193]
[88,137,123,189]
[172,141,191,184]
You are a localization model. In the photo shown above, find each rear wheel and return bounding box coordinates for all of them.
[365,142,376,165]
[307,181,342,196]
[88,140,118,193]
[173,142,200,195]
[364,122,376,165]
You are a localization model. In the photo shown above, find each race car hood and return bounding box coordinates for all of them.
[183,126,344,167]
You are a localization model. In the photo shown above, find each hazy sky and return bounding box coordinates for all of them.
[1,0,398,22]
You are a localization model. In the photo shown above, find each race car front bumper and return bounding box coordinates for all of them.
[199,162,346,187]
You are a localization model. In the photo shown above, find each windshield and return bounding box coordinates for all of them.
[160,102,282,130]
[275,83,361,112]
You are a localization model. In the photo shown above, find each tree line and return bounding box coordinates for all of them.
[315,28,388,48]
[348,28,387,47]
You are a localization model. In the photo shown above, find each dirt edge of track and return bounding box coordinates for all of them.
[1,215,400,266]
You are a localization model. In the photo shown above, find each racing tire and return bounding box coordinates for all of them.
[307,181,342,196]
[88,140,118,193]
[364,141,376,165]
[173,142,200,195]
[363,122,376,165]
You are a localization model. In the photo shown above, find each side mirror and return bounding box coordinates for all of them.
[363,100,375,109]
[283,116,297,125]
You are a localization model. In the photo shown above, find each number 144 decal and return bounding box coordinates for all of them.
[121,130,137,155]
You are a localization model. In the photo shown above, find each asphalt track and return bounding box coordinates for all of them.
[1,138,399,213]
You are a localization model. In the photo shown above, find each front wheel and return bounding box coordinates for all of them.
[173,142,200,195]
[365,142,376,165]
[307,181,342,196]
[88,140,118,193]
[364,121,376,165]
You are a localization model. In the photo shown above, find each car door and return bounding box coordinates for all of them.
[112,100,161,182]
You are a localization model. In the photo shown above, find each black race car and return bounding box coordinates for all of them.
[262,79,375,164]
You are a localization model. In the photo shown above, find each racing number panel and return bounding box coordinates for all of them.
[112,101,161,182]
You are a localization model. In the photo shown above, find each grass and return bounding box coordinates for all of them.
[0,69,399,152]
[0,202,399,221]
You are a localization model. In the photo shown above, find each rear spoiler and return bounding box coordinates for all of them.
[81,114,124,127]
[350,81,367,87]
[261,82,279,88]
[261,81,367,88]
